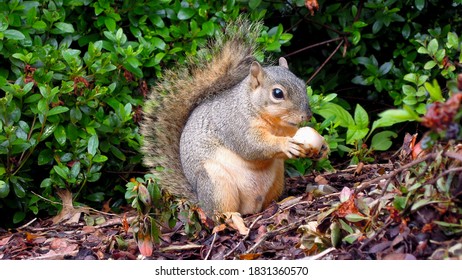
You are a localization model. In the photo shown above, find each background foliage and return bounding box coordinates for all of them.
[1,0,462,226]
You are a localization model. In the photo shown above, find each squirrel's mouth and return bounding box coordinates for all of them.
[286,121,298,127]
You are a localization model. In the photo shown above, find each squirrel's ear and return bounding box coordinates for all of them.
[278,57,288,69]
[250,61,264,90]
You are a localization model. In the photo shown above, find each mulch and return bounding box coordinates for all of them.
[1,158,461,260]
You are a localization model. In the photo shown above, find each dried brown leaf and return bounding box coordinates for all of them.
[305,0,319,16]
[52,189,89,224]
[315,175,328,185]
[228,212,249,235]
[212,224,227,234]
[238,253,261,260]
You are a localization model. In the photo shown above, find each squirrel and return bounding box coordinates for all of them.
[141,18,326,217]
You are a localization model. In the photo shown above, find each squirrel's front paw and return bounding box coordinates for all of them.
[281,137,305,158]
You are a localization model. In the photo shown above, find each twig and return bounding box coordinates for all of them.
[426,166,462,186]
[444,151,462,162]
[31,191,120,218]
[358,217,393,251]
[223,215,262,259]
[284,37,344,58]
[205,232,218,260]
[354,0,365,22]
[355,153,435,194]
[302,247,337,260]
[31,191,62,205]
[17,218,37,229]
[306,39,345,85]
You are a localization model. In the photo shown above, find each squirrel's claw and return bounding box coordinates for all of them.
[287,137,330,159]
[283,137,305,158]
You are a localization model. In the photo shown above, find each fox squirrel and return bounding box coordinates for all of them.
[141,19,327,217]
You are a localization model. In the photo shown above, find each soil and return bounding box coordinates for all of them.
[1,151,462,260]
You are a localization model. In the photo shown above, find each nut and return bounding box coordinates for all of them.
[293,126,325,151]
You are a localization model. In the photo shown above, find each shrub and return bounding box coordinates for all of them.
[0,0,295,225]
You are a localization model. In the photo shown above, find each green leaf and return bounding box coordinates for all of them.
[53,125,66,146]
[62,49,81,65]
[126,56,140,68]
[48,106,69,116]
[403,95,417,105]
[424,80,444,102]
[343,232,361,244]
[13,211,26,224]
[372,108,420,131]
[151,37,166,50]
[55,22,75,33]
[353,21,368,28]
[346,126,369,144]
[316,103,355,128]
[41,124,57,141]
[123,59,143,78]
[402,23,411,39]
[424,60,437,70]
[177,8,195,20]
[32,20,47,30]
[249,0,262,9]
[93,155,108,163]
[37,99,48,114]
[70,162,81,179]
[38,149,53,165]
[403,73,418,85]
[330,222,341,248]
[402,85,416,96]
[371,131,398,151]
[4,29,25,40]
[70,107,82,122]
[372,20,383,34]
[447,32,459,49]
[354,104,369,129]
[427,38,438,55]
[417,46,428,54]
[435,49,445,62]
[0,180,9,198]
[415,0,425,11]
[339,219,354,234]
[410,198,433,211]
[110,145,126,161]
[53,165,69,179]
[13,181,25,198]
[345,213,367,222]
[351,75,367,85]
[351,30,361,45]
[85,192,105,202]
[88,134,99,156]
[104,17,116,32]
[379,61,393,76]
[202,21,215,36]
[393,196,407,211]
[40,178,52,189]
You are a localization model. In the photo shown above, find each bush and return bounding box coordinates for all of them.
[0,0,294,225]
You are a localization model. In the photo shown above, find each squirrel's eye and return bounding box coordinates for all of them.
[272,88,284,99]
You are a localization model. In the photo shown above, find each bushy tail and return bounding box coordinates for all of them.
[140,18,264,201]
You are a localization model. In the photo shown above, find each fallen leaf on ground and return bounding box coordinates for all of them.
[52,189,89,224]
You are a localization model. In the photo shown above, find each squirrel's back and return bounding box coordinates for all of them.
[140,19,264,202]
